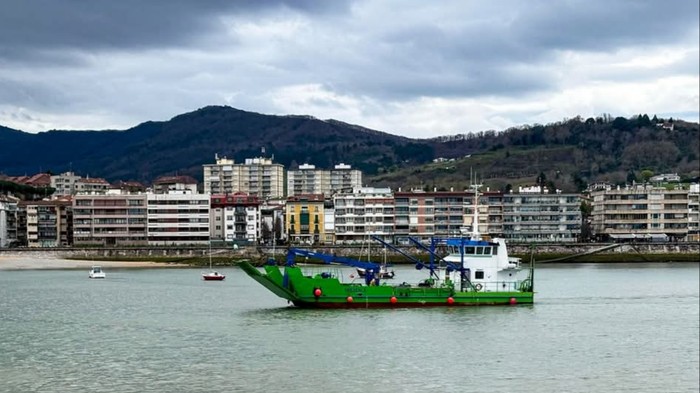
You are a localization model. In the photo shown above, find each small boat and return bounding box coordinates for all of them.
[202,242,225,281]
[202,271,226,281]
[355,237,395,279]
[88,266,106,279]
[356,266,395,279]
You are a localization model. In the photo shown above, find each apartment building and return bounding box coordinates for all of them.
[203,155,284,199]
[502,187,581,242]
[76,177,111,194]
[50,171,82,195]
[0,195,19,247]
[18,198,72,247]
[286,194,325,245]
[323,199,335,244]
[147,192,210,245]
[210,192,260,244]
[287,163,363,197]
[152,176,198,194]
[687,184,699,241]
[591,185,689,241]
[334,188,394,244]
[72,193,148,246]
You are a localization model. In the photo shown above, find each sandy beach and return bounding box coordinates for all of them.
[0,255,187,270]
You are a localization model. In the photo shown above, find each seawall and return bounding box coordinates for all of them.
[1,242,698,263]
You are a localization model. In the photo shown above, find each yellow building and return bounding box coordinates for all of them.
[286,194,325,245]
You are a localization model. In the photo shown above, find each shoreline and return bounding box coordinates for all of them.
[0,256,188,271]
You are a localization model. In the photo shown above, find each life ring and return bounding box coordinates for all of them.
[474,283,483,291]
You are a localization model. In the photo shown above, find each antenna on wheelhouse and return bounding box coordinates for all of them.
[469,169,482,240]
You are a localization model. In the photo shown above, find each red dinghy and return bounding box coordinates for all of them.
[202,271,226,281]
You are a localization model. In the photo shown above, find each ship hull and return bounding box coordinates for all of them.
[240,262,533,308]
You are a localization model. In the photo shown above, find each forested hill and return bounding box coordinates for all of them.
[372,115,699,192]
[0,107,698,193]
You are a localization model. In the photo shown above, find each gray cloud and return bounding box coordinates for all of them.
[0,0,697,135]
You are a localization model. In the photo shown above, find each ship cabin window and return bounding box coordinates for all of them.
[465,246,475,255]
[475,270,484,279]
[477,246,493,255]
[492,245,498,255]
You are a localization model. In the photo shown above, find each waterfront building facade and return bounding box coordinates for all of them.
[687,184,699,242]
[72,194,148,246]
[147,191,210,245]
[286,194,325,245]
[0,195,19,247]
[502,188,581,242]
[19,198,72,247]
[334,187,394,244]
[210,192,260,244]
[590,185,689,241]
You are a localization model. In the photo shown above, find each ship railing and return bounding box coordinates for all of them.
[300,266,345,281]
[462,280,525,292]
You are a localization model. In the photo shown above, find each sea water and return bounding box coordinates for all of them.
[0,263,698,393]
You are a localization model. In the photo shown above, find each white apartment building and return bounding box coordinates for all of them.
[50,171,82,195]
[0,195,19,247]
[688,184,699,241]
[333,187,395,244]
[323,200,335,244]
[591,185,689,241]
[147,191,210,245]
[502,188,581,243]
[287,163,363,197]
[210,193,260,244]
[203,155,284,199]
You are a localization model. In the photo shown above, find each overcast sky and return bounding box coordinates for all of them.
[1,0,698,138]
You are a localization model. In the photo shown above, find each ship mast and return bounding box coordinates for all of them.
[471,184,482,239]
[470,170,482,240]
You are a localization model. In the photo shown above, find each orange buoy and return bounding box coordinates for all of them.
[447,297,454,305]
[314,288,322,297]
[347,296,354,303]
[390,296,397,304]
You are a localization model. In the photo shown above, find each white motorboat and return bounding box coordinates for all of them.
[89,265,106,279]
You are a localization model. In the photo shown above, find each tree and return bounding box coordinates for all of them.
[273,216,283,243]
[579,201,594,242]
[536,172,547,192]
[640,169,654,183]
[261,221,272,243]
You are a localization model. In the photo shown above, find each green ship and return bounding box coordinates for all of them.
[240,234,534,308]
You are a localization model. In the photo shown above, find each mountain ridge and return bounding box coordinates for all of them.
[1,106,698,192]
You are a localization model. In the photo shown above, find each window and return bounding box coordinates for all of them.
[475,271,484,279]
